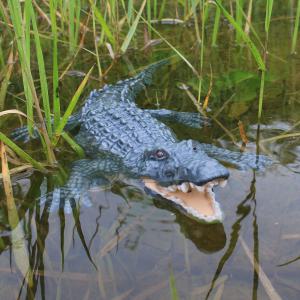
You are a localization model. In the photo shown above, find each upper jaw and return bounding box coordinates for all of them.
[163,177,228,193]
[157,174,229,188]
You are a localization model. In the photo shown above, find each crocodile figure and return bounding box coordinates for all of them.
[11,60,271,223]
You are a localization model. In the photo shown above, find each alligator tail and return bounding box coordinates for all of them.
[133,58,172,86]
[10,112,82,143]
[10,125,40,143]
[118,57,174,96]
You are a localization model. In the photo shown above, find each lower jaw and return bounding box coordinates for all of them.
[143,179,224,223]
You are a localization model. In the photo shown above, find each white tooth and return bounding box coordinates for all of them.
[190,183,195,188]
[181,182,189,193]
[167,185,177,192]
[206,182,214,189]
[220,179,227,187]
[196,185,205,192]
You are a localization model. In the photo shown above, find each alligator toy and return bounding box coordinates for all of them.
[12,60,271,223]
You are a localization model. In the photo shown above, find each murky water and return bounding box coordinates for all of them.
[2,12,300,300]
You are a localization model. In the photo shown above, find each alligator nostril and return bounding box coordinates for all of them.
[164,170,175,178]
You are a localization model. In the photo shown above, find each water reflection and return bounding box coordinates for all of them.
[205,172,258,299]
[153,198,226,253]
[3,118,300,299]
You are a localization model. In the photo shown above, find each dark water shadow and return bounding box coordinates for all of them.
[153,198,226,253]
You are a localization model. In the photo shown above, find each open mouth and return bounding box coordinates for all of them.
[143,178,227,223]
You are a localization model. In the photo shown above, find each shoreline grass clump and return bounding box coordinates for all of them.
[0,0,299,171]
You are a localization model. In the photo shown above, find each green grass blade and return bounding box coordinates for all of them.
[236,0,244,43]
[92,6,102,79]
[158,0,167,20]
[153,0,157,19]
[192,0,201,45]
[0,2,13,38]
[90,0,116,46]
[0,38,4,69]
[68,0,75,51]
[54,66,94,144]
[214,0,265,71]
[24,0,31,63]
[198,0,207,102]
[8,0,56,163]
[292,0,300,54]
[24,0,32,134]
[127,0,133,23]
[169,268,179,300]
[50,0,60,130]
[74,0,81,47]
[212,5,221,46]
[29,1,52,136]
[121,0,147,53]
[8,0,34,134]
[0,49,14,111]
[147,0,152,36]
[61,132,85,158]
[0,133,47,172]
[258,70,265,120]
[265,0,273,34]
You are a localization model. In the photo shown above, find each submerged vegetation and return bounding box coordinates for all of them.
[0,1,300,299]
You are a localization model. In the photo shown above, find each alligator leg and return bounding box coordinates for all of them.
[10,112,82,143]
[200,143,273,170]
[145,109,210,128]
[40,157,121,213]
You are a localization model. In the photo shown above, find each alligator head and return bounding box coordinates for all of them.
[124,140,229,223]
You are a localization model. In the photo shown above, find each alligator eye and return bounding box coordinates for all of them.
[146,149,168,160]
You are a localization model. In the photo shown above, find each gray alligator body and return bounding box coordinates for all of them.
[12,61,271,221]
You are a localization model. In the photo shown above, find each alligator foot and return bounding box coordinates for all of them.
[39,158,119,213]
[200,143,273,171]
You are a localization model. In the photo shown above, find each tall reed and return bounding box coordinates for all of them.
[291,0,300,54]
[212,4,221,47]
[258,0,273,120]
[235,0,244,43]
[4,0,93,165]
[0,38,4,69]
[7,0,56,163]
[214,0,265,71]
[49,0,60,131]
[197,0,207,104]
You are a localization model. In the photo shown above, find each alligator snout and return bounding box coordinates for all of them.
[158,157,229,187]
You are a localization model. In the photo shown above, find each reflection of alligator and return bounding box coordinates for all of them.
[12,60,271,222]
[153,197,226,252]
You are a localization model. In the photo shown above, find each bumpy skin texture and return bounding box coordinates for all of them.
[12,60,272,213]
